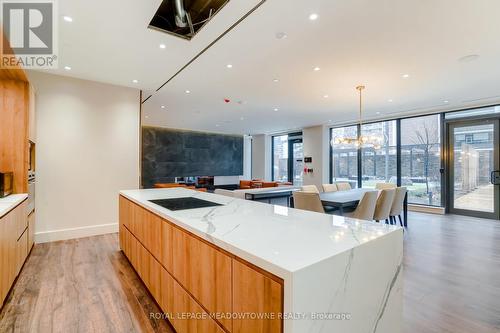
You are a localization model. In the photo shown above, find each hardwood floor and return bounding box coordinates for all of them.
[403,213,500,333]
[0,234,174,333]
[0,213,499,332]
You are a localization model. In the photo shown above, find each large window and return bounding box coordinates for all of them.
[330,115,443,206]
[331,126,358,186]
[401,115,442,206]
[361,121,397,188]
[272,135,288,182]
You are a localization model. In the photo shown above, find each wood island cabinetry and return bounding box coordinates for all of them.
[119,196,284,333]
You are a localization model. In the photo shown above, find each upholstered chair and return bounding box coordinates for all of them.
[293,191,325,213]
[373,189,396,223]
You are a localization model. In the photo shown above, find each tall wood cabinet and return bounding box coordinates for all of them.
[0,31,36,309]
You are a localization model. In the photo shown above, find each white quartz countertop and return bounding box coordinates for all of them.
[120,188,400,279]
[0,194,28,219]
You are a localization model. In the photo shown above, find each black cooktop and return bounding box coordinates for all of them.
[149,197,223,211]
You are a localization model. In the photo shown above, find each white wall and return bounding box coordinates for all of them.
[251,134,271,180]
[302,126,330,189]
[28,71,140,243]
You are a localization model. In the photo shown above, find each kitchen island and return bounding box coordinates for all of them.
[119,188,403,333]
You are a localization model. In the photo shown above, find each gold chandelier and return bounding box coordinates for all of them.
[331,85,385,149]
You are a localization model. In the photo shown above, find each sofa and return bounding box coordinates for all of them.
[239,180,292,189]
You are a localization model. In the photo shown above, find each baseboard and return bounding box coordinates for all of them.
[35,223,118,243]
[408,204,445,215]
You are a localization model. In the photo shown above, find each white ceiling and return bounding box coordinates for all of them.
[37,0,500,135]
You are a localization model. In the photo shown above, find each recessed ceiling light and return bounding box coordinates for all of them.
[275,32,287,39]
[402,74,409,78]
[63,16,73,22]
[388,99,393,102]
[309,13,319,21]
[323,94,329,98]
[273,107,279,112]
[376,112,381,115]
[273,78,279,82]
[226,64,233,68]
[132,79,138,83]
[444,100,449,103]
[458,54,479,63]
[159,44,166,49]
[313,66,320,71]
[161,105,165,109]
[185,90,191,94]
[64,66,71,71]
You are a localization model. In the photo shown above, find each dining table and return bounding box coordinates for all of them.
[319,188,408,227]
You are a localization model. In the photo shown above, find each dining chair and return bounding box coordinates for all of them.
[389,187,407,226]
[293,191,325,213]
[301,185,320,193]
[336,182,352,191]
[214,189,234,197]
[373,189,396,223]
[343,191,378,221]
[375,182,397,190]
[322,183,338,193]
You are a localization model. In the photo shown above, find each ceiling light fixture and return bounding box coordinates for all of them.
[313,67,320,71]
[331,85,386,150]
[273,107,279,112]
[63,16,73,22]
[159,44,166,49]
[161,105,165,109]
[273,78,279,82]
[132,79,138,83]
[458,54,480,63]
[309,13,319,20]
[185,90,191,94]
[64,66,71,70]
[388,99,393,102]
[323,94,329,98]
[226,64,233,68]
[402,74,409,78]
[444,100,449,103]
[275,32,287,39]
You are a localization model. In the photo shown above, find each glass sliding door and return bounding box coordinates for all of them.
[272,133,303,185]
[401,115,442,206]
[448,119,499,219]
[331,126,359,187]
[272,135,288,182]
[289,139,304,186]
[360,121,397,188]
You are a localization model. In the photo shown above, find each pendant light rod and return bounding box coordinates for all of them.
[356,85,365,127]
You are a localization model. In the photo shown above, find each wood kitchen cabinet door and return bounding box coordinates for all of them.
[0,212,16,307]
[0,202,28,308]
[232,259,283,333]
[119,196,131,250]
[160,266,225,333]
[171,225,232,331]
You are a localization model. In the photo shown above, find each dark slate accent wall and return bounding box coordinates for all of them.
[142,127,244,188]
